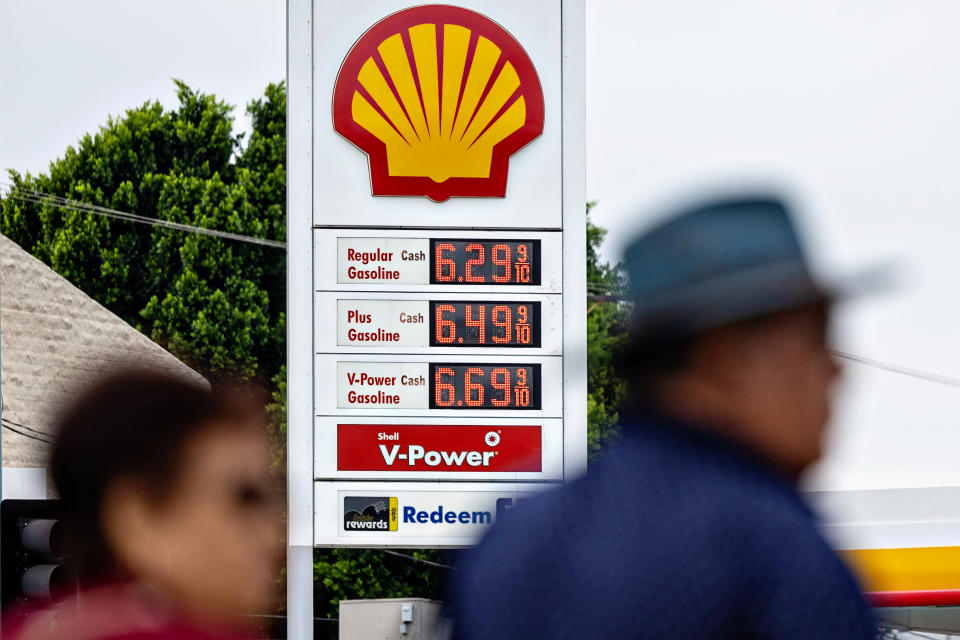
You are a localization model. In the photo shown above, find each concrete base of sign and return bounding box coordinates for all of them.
[339,598,449,640]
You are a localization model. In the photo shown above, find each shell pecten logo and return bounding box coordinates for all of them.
[333,5,545,202]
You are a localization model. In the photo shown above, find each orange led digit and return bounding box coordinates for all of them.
[435,243,456,282]
[434,367,455,406]
[465,244,486,283]
[465,368,485,406]
[492,244,511,283]
[490,368,511,407]
[491,305,511,344]
[435,304,457,343]
[464,305,486,343]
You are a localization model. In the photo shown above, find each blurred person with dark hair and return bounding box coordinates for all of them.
[5,369,283,640]
[452,195,878,639]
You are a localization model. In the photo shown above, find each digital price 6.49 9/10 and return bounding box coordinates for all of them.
[430,302,540,348]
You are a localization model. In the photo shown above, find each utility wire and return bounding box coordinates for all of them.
[1,420,55,445]
[380,549,455,570]
[1,184,286,249]
[588,294,628,303]
[2,416,56,439]
[2,418,55,442]
[832,350,960,389]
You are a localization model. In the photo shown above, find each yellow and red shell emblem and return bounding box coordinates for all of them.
[333,5,545,202]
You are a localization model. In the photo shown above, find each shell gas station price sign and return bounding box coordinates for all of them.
[288,0,584,566]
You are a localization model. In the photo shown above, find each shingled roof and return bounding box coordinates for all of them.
[0,234,205,469]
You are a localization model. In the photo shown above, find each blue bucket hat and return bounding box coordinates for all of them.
[623,193,866,346]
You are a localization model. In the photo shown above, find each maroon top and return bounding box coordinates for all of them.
[4,584,252,640]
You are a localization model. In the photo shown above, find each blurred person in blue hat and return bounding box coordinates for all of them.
[451,194,877,639]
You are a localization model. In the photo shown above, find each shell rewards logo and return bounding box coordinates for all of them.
[343,496,399,531]
[333,5,545,202]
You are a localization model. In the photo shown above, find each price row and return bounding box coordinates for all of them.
[314,356,563,417]
[317,293,561,354]
[316,230,563,293]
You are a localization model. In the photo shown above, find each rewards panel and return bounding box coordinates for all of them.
[316,482,557,547]
[315,416,564,482]
[314,229,563,294]
[314,292,561,355]
[314,354,563,418]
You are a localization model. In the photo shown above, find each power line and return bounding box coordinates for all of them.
[379,549,455,570]
[832,350,960,389]
[587,294,628,303]
[1,420,55,445]
[587,281,624,293]
[1,183,286,249]
[2,416,55,439]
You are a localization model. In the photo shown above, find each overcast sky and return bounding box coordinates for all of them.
[2,0,959,492]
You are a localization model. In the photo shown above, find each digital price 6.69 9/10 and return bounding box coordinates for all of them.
[429,364,541,410]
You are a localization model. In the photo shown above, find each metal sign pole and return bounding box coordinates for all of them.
[286,0,314,637]
[287,1,585,635]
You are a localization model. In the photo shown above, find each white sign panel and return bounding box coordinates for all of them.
[337,237,430,284]
[336,361,427,409]
[337,300,428,347]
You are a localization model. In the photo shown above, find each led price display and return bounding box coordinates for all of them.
[431,240,540,285]
[430,302,540,348]
[430,364,541,410]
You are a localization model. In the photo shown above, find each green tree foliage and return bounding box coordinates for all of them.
[1,80,287,379]
[313,549,447,620]
[585,202,629,456]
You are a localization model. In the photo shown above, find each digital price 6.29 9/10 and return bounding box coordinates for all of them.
[431,239,540,285]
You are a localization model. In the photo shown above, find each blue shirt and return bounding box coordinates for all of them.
[452,416,876,640]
